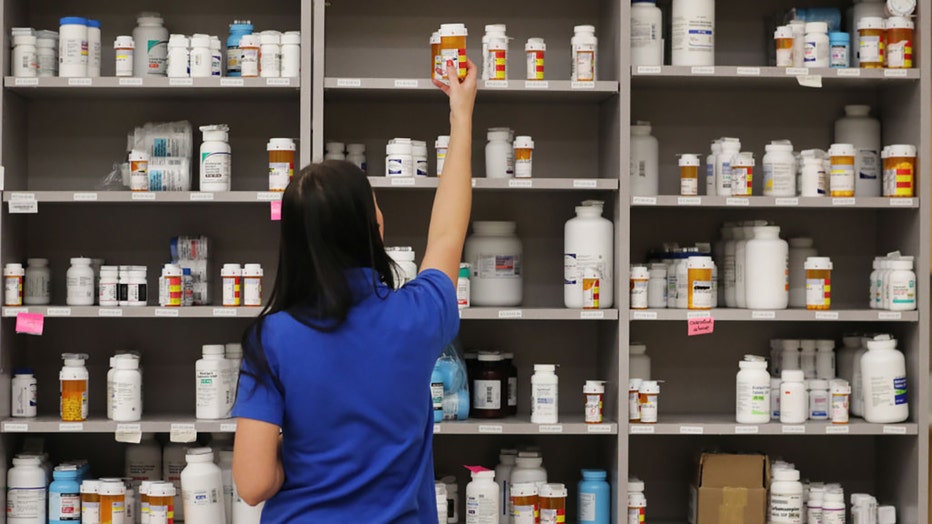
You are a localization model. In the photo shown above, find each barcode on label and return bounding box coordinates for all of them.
[59,423,83,432]
[726,198,750,206]
[884,69,908,77]
[190,192,215,201]
[132,192,156,200]
[525,81,549,89]
[786,68,808,75]
[4,308,28,317]
[752,311,776,319]
[394,79,419,88]
[680,425,704,434]
[687,311,711,319]
[117,424,141,433]
[878,312,902,320]
[632,196,657,205]
[169,78,193,86]
[736,67,761,76]
[571,81,595,89]
[98,308,123,317]
[14,78,39,86]
[677,197,701,206]
[691,66,715,75]
[478,425,503,434]
[47,308,72,317]
[10,193,36,201]
[256,192,282,201]
[832,198,856,206]
[68,78,92,86]
[580,310,605,319]
[775,198,799,206]
[213,308,238,317]
[390,177,416,186]
[889,198,914,207]
[73,192,98,201]
[636,66,661,74]
[3,423,28,432]
[266,78,292,86]
[155,309,180,317]
[632,311,658,320]
[484,80,509,88]
[836,69,861,77]
[336,78,361,87]
[220,423,238,432]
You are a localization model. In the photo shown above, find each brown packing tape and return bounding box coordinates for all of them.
[720,487,748,524]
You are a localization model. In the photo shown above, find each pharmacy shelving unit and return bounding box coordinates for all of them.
[624,1,931,524]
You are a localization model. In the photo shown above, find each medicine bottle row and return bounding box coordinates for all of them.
[468,450,611,524]
[323,142,367,172]
[219,264,264,308]
[769,460,897,524]
[0,259,153,308]
[775,15,914,69]
[431,23,598,83]
[163,29,299,79]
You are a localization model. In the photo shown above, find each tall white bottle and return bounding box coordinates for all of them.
[630,123,659,196]
[671,0,715,66]
[197,345,234,420]
[181,448,226,524]
[631,0,663,66]
[834,105,881,197]
[788,238,817,309]
[564,201,614,308]
[465,470,499,524]
[861,335,909,423]
[745,226,788,310]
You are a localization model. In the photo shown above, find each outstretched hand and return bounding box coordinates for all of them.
[432,58,478,123]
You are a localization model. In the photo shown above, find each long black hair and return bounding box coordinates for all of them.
[240,160,396,394]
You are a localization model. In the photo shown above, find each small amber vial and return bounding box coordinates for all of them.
[430,31,441,80]
[687,257,714,311]
[828,143,856,197]
[886,144,916,198]
[99,478,126,524]
[60,379,87,422]
[539,483,568,524]
[679,154,700,196]
[148,481,176,524]
[858,17,886,68]
[268,138,296,192]
[439,23,468,80]
[81,480,101,523]
[805,257,833,311]
[774,25,795,67]
[885,17,914,68]
[510,483,539,524]
[514,136,534,178]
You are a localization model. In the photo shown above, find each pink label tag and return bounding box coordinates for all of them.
[270,200,282,221]
[463,465,491,473]
[687,317,714,336]
[15,312,44,335]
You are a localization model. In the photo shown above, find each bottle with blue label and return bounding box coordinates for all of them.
[578,469,610,524]
[431,368,444,423]
[49,464,82,523]
[226,20,254,77]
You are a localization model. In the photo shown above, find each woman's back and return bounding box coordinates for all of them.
[233,268,459,523]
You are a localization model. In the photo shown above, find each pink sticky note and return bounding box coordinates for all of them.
[15,312,44,335]
[687,317,714,336]
[270,200,282,221]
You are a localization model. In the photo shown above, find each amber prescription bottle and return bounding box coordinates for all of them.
[539,483,567,524]
[526,38,545,80]
[513,136,534,178]
[886,144,916,198]
[99,478,126,524]
[805,257,833,311]
[268,138,296,192]
[471,352,506,419]
[439,23,468,80]
[584,380,606,424]
[679,154,700,196]
[774,25,794,67]
[81,480,101,523]
[430,31,441,80]
[510,483,539,524]
[687,256,714,311]
[857,17,886,68]
[828,143,856,197]
[885,17,914,69]
[60,353,89,422]
[148,481,176,524]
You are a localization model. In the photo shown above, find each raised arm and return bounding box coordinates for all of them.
[420,58,478,283]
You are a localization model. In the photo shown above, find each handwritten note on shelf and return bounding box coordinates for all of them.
[270,200,282,221]
[15,312,44,335]
[688,316,714,336]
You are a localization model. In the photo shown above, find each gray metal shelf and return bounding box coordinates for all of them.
[0,415,237,434]
[4,76,299,98]
[4,191,283,204]
[629,309,919,322]
[632,195,918,209]
[631,65,921,89]
[324,77,619,101]
[369,177,619,191]
[435,416,617,436]
[628,415,918,436]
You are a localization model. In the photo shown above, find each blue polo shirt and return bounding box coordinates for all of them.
[232,268,459,523]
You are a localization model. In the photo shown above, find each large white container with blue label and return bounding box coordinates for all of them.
[564,201,614,309]
[181,448,226,524]
[860,335,909,423]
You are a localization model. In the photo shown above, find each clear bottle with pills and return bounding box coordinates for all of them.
[805,257,833,310]
[60,353,89,422]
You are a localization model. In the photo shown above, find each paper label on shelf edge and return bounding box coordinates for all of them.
[573,179,598,189]
[775,198,799,206]
[4,307,28,317]
[884,69,908,77]
[9,200,38,214]
[213,308,238,317]
[632,311,658,320]
[889,198,914,207]
[484,80,509,88]
[390,177,416,187]
[170,423,198,442]
[336,78,362,87]
[677,197,701,206]
[118,78,144,86]
[580,310,605,320]
[393,79,419,88]
[73,192,98,201]
[525,80,549,89]
[257,192,283,201]
[508,179,533,188]
[825,425,850,434]
[726,197,750,206]
[751,311,776,319]
[498,310,523,319]
[883,425,907,434]
[636,66,662,75]
[220,78,244,87]
[691,66,715,75]
[815,311,839,320]
[878,311,902,320]
[155,308,180,317]
[169,78,193,86]
[632,196,657,205]
[116,424,141,433]
[832,197,856,206]
[538,424,563,433]
[98,308,123,317]
[59,423,83,432]
[478,425,503,434]
[190,192,215,201]
[786,68,809,76]
[10,192,35,201]
[433,424,441,433]
[630,425,655,434]
[14,78,38,86]
[67,78,92,86]
[782,425,806,434]
[587,424,613,433]
[735,425,759,434]
[736,67,761,76]
[15,312,44,335]
[3,423,28,432]
[132,192,156,201]
[679,425,704,434]
[796,75,823,88]
[687,311,711,319]
[571,81,595,89]
[220,423,238,432]
[836,69,861,77]
[266,77,292,86]
[46,307,71,317]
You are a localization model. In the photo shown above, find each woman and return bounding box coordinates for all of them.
[231,58,478,523]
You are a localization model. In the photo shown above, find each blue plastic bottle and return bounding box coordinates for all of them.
[578,469,610,524]
[49,465,81,524]
[226,20,254,77]
[829,32,850,68]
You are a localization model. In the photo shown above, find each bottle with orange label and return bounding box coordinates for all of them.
[60,353,89,422]
[438,23,468,81]
[627,479,647,524]
[540,483,567,524]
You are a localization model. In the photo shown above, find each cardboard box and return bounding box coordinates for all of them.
[690,453,770,524]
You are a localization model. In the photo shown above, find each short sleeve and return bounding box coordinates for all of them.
[232,327,285,427]
[402,269,460,349]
